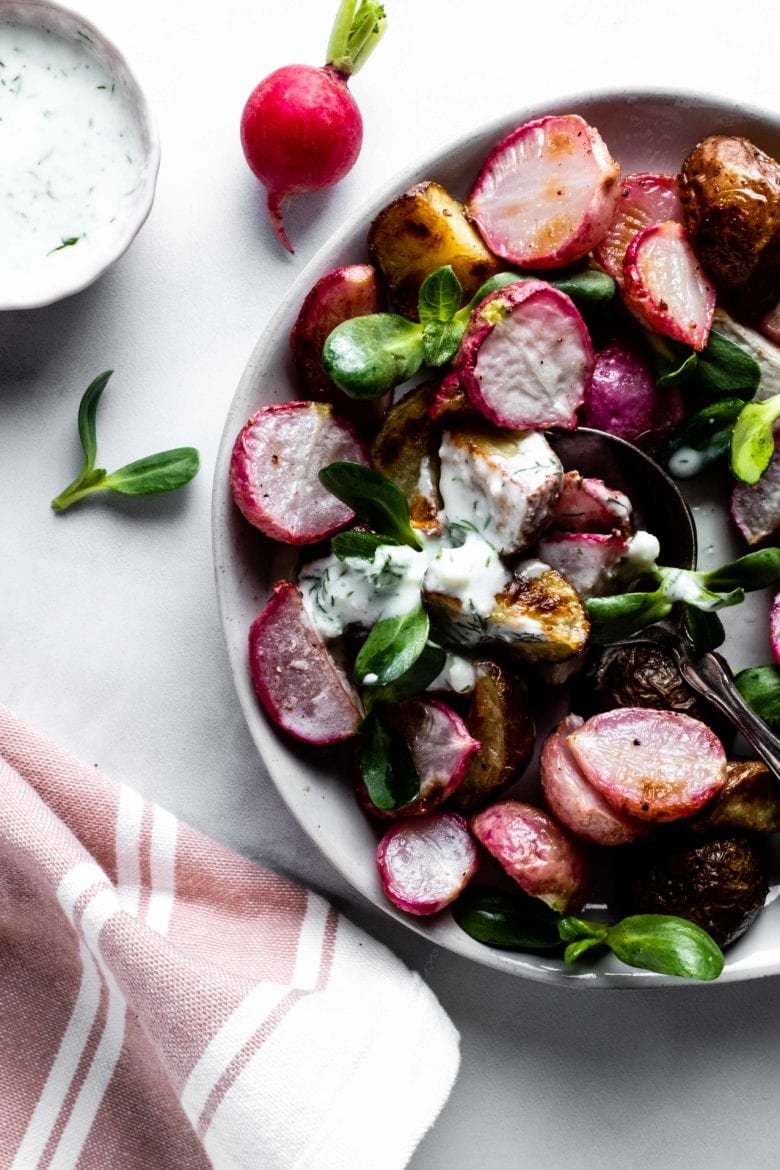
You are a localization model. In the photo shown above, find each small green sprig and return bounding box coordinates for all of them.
[319,461,421,548]
[51,371,200,513]
[730,392,780,484]
[645,327,760,396]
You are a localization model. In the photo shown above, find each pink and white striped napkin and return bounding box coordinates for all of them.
[0,704,459,1170]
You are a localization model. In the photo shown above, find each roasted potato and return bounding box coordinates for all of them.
[367,181,503,320]
[452,657,536,812]
[680,135,780,313]
[371,381,443,534]
[692,759,780,834]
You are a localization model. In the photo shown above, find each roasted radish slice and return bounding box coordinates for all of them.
[536,531,630,599]
[593,173,683,285]
[578,339,686,453]
[552,471,633,535]
[466,114,620,268]
[470,800,589,914]
[249,581,362,744]
[622,220,716,351]
[771,591,780,664]
[230,401,369,543]
[540,715,648,846]
[455,280,593,430]
[376,812,479,915]
[362,698,480,818]
[731,438,780,544]
[567,708,727,822]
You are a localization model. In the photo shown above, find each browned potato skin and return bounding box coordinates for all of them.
[371,381,443,534]
[680,135,780,313]
[495,567,590,664]
[692,759,780,834]
[451,658,535,813]
[367,181,503,320]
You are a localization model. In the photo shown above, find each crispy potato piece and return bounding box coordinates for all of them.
[452,658,535,812]
[680,135,780,313]
[371,381,443,534]
[367,181,502,320]
[692,759,780,834]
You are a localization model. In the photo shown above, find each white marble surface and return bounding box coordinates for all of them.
[3,0,780,1166]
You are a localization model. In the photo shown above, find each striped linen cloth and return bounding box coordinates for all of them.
[0,704,460,1170]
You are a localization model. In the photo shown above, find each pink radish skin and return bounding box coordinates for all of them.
[230,400,369,544]
[470,800,589,914]
[360,698,480,819]
[771,591,780,664]
[290,264,383,398]
[455,280,594,430]
[466,114,620,268]
[567,708,727,823]
[536,531,630,599]
[731,436,780,545]
[540,715,649,846]
[760,301,780,345]
[376,813,479,915]
[593,173,683,286]
[552,471,633,535]
[249,581,362,745]
[623,220,716,351]
[579,339,687,453]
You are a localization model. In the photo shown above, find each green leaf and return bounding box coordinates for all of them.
[359,711,420,811]
[354,606,429,686]
[643,330,698,388]
[730,393,780,484]
[47,235,81,254]
[662,398,744,479]
[695,329,761,400]
[457,272,518,319]
[702,548,780,592]
[422,319,462,367]
[563,937,605,963]
[361,641,447,709]
[683,605,726,654]
[319,462,422,549]
[323,314,424,399]
[605,914,724,981]
[418,265,462,324]
[452,888,562,951]
[587,589,673,643]
[557,916,609,943]
[544,268,617,306]
[331,531,400,560]
[102,448,200,496]
[656,566,744,613]
[76,369,112,477]
[735,665,780,733]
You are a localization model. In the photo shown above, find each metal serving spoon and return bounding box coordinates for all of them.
[550,427,780,778]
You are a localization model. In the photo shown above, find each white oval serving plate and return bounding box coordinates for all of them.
[213,89,780,987]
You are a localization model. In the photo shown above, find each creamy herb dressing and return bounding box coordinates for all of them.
[0,18,147,288]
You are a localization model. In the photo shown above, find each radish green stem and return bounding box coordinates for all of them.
[326,0,386,77]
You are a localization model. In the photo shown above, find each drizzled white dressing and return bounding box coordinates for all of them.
[0,13,153,304]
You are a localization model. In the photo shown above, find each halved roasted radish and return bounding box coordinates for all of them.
[466,114,620,268]
[248,581,362,744]
[361,698,480,818]
[551,471,633,535]
[455,280,594,430]
[578,339,686,452]
[540,715,648,846]
[376,812,479,915]
[731,437,780,545]
[536,531,630,599]
[622,220,716,351]
[567,708,727,822]
[593,173,683,285]
[290,264,383,396]
[230,401,370,543]
[470,800,589,914]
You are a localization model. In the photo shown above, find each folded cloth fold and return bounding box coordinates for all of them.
[0,704,459,1170]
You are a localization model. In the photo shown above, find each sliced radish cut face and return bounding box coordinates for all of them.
[249,581,362,745]
[540,715,649,846]
[567,708,727,822]
[536,531,630,599]
[362,698,480,818]
[456,280,593,430]
[376,812,478,915]
[230,400,370,543]
[466,114,620,268]
[594,173,683,285]
[623,220,716,351]
[470,799,588,914]
[552,471,633,535]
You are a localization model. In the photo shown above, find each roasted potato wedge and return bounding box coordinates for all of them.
[371,381,443,534]
[452,657,535,812]
[680,135,780,313]
[692,759,780,834]
[367,181,503,320]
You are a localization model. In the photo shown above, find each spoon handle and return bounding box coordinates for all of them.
[679,650,780,776]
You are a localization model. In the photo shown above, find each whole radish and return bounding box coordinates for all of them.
[240,0,387,252]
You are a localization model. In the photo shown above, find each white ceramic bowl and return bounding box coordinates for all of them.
[213,89,780,988]
[0,0,159,310]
